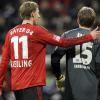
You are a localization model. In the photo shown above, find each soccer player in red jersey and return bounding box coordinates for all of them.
[0,1,100,100]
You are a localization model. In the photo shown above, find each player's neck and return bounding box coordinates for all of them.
[22,20,33,25]
[79,25,91,30]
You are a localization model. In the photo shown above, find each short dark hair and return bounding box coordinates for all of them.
[78,7,96,27]
[19,1,38,19]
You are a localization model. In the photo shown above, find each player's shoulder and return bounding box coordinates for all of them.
[64,28,89,36]
[7,25,19,35]
[64,28,80,34]
[33,25,49,35]
[63,28,79,36]
[36,25,48,31]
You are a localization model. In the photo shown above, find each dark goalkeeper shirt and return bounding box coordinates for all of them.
[51,28,99,100]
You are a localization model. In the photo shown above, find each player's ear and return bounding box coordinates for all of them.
[77,17,79,25]
[31,12,35,18]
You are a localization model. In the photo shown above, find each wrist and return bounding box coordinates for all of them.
[90,33,96,40]
[56,74,63,80]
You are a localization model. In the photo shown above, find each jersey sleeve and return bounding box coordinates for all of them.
[51,32,72,79]
[0,33,10,90]
[51,32,67,79]
[35,26,93,48]
[51,47,66,79]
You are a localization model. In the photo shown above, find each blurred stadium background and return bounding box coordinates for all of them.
[0,0,100,100]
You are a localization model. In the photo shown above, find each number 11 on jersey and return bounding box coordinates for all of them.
[11,36,28,59]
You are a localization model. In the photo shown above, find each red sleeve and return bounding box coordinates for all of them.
[35,26,93,47]
[0,33,10,90]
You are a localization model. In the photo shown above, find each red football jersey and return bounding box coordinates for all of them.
[0,24,93,90]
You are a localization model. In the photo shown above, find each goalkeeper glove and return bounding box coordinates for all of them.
[56,74,65,91]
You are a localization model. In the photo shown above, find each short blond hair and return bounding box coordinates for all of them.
[19,1,38,19]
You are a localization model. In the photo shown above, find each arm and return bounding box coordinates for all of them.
[94,40,100,77]
[51,32,67,79]
[51,47,66,79]
[35,26,99,47]
[51,47,66,91]
[0,33,10,92]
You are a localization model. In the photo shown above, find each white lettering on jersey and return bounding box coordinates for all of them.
[10,28,34,35]
[73,33,93,69]
[11,60,32,67]
[74,64,90,69]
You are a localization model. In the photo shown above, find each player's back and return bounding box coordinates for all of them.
[64,28,98,100]
[7,24,46,90]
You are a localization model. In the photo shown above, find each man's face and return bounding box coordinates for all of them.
[33,8,41,25]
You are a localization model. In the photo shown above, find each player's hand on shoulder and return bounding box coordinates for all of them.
[90,27,100,40]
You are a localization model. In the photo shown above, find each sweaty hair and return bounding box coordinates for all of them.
[19,1,38,19]
[78,7,96,27]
